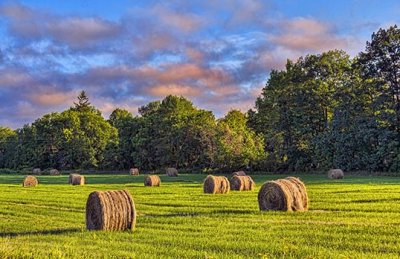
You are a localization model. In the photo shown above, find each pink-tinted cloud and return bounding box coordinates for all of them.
[0,68,33,87]
[0,4,121,47]
[269,17,350,52]
[151,5,204,33]
[147,84,201,97]
[29,91,76,106]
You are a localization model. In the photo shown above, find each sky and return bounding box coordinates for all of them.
[0,0,399,128]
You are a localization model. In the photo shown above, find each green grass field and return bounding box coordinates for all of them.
[1,174,400,258]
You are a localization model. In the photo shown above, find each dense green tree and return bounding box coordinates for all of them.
[0,127,16,168]
[132,95,218,170]
[216,110,265,171]
[357,25,400,171]
[105,108,137,170]
[250,50,352,171]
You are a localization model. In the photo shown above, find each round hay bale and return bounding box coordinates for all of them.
[144,175,161,187]
[68,173,77,184]
[232,171,246,176]
[166,167,178,177]
[230,175,255,191]
[32,168,41,175]
[285,177,308,210]
[70,174,85,185]
[23,175,38,187]
[328,169,344,179]
[85,189,136,231]
[203,175,230,194]
[129,168,139,176]
[50,169,60,176]
[258,177,308,212]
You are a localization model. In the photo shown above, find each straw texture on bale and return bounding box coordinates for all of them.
[86,190,136,231]
[258,177,308,212]
[129,168,139,175]
[50,169,60,176]
[32,168,41,175]
[23,175,38,187]
[69,174,85,185]
[166,167,178,177]
[203,175,230,194]
[230,175,255,191]
[144,175,161,186]
[328,169,344,179]
[232,171,246,176]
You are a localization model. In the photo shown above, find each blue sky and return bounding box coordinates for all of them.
[0,0,399,128]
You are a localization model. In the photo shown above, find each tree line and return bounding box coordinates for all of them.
[0,26,399,173]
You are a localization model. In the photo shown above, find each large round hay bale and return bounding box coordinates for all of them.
[258,177,308,212]
[230,175,255,191]
[32,168,41,175]
[203,175,230,194]
[166,167,178,177]
[50,169,60,176]
[144,175,161,187]
[232,171,246,176]
[328,169,344,179]
[69,174,85,185]
[86,190,136,231]
[285,177,309,210]
[23,175,38,187]
[130,168,139,176]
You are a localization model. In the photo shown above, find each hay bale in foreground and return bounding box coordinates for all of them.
[258,177,308,212]
[230,175,255,191]
[232,171,246,176]
[328,169,344,179]
[166,167,178,177]
[32,168,41,175]
[23,175,38,187]
[203,175,230,194]
[69,174,85,185]
[130,168,139,176]
[86,189,136,231]
[285,176,309,209]
[144,175,161,187]
[50,169,60,176]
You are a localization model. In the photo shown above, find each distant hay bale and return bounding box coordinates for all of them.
[23,175,38,187]
[86,189,136,231]
[232,171,246,176]
[68,173,76,184]
[144,175,161,187]
[203,175,230,194]
[50,169,60,176]
[129,168,139,176]
[166,167,178,177]
[258,177,308,212]
[69,174,85,185]
[328,169,344,179]
[32,168,41,175]
[230,175,255,191]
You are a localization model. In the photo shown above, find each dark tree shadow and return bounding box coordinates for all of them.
[0,227,81,237]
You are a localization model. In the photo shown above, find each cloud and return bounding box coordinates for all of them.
[269,17,349,52]
[151,5,204,33]
[147,84,201,97]
[0,3,121,48]
[29,91,77,106]
[0,68,34,87]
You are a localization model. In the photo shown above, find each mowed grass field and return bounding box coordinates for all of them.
[1,174,400,258]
